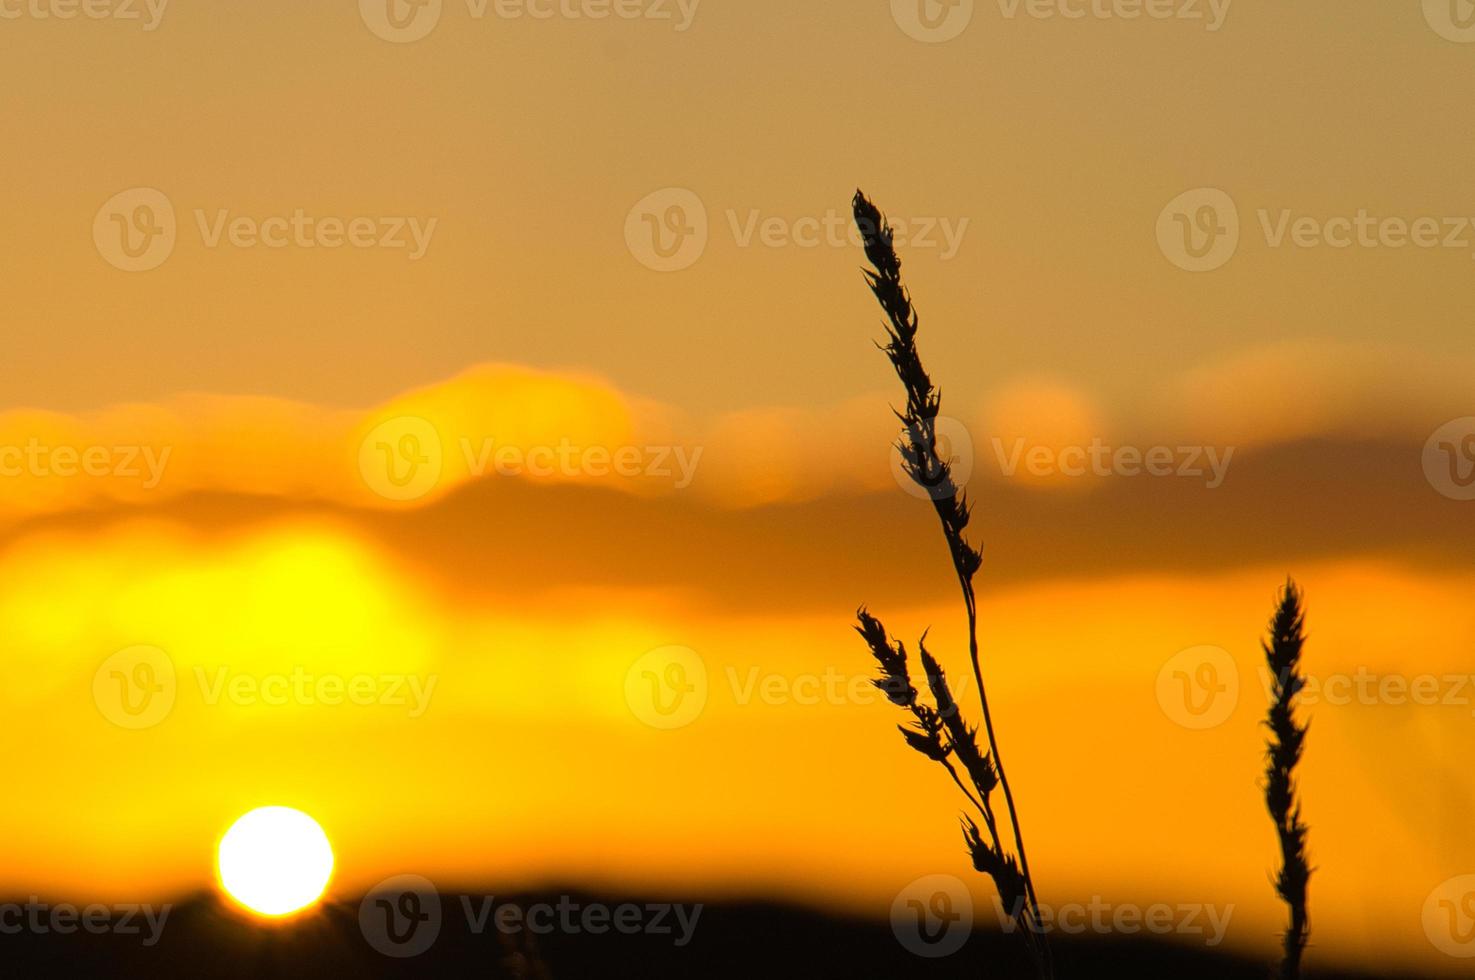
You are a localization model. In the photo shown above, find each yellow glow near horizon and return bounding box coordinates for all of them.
[217,807,334,917]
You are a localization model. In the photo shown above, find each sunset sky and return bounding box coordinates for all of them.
[3,1,1474,976]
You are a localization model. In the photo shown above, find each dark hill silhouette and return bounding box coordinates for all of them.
[0,890,1429,980]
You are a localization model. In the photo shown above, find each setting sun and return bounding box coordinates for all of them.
[216,807,334,918]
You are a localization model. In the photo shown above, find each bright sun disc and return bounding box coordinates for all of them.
[217,806,334,917]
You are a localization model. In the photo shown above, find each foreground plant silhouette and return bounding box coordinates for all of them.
[850,190,1051,979]
[1263,580,1313,979]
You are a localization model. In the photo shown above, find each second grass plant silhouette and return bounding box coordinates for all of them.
[1264,580,1313,979]
[850,190,1052,980]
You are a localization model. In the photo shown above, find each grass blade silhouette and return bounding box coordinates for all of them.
[1264,579,1312,979]
[851,190,1051,979]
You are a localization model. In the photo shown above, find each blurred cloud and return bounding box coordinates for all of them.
[0,343,1468,518]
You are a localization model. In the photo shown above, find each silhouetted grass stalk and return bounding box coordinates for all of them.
[1264,580,1312,980]
[851,190,1051,979]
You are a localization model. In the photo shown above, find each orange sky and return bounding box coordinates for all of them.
[0,362,1470,975]
[3,2,1474,976]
